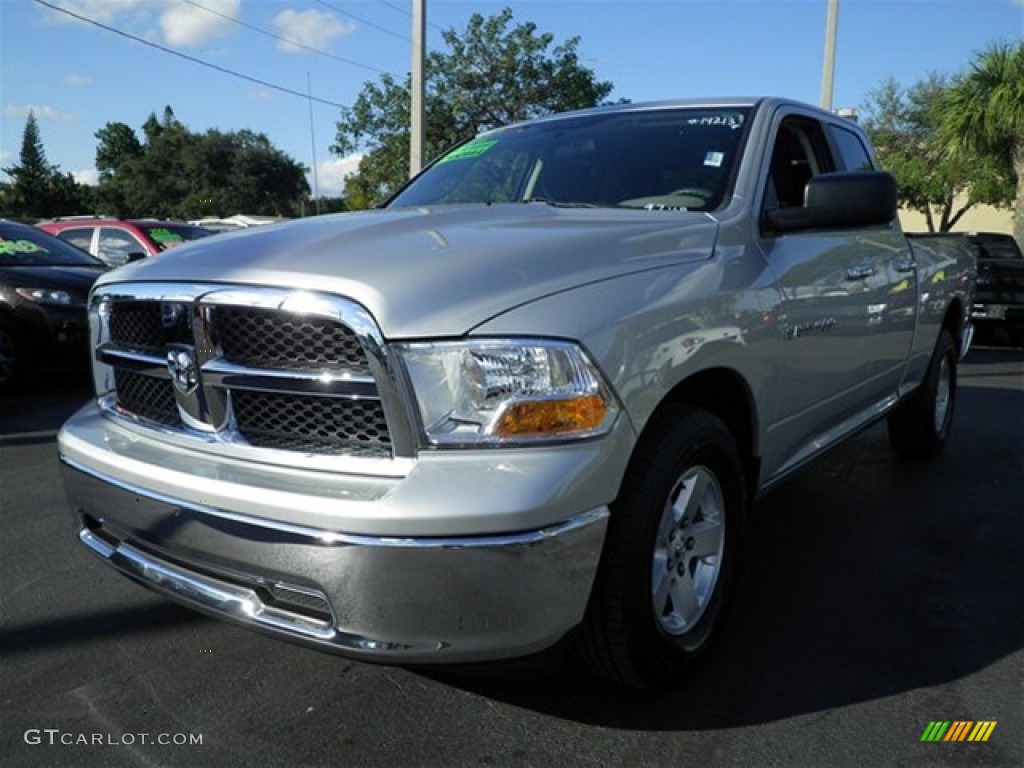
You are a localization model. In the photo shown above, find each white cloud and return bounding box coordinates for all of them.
[43,0,240,47]
[62,73,92,88]
[313,154,364,198]
[0,150,11,166]
[41,0,151,26]
[273,9,355,53]
[5,104,75,123]
[246,88,278,102]
[73,168,100,186]
[161,0,239,46]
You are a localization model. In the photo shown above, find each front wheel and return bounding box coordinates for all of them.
[572,407,746,689]
[887,329,957,457]
[0,321,28,393]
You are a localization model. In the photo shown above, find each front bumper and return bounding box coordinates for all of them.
[59,403,629,663]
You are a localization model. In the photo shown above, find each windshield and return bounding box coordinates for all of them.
[138,223,213,252]
[0,222,105,267]
[389,107,751,212]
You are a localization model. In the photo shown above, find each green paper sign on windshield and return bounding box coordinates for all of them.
[147,228,184,244]
[437,138,498,164]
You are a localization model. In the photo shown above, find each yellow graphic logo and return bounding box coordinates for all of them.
[921,721,997,742]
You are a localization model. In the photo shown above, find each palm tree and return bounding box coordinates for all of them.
[942,42,1024,247]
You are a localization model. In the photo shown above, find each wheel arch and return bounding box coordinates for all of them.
[632,367,761,505]
[942,296,966,350]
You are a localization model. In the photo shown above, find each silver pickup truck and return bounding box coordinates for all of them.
[58,97,975,689]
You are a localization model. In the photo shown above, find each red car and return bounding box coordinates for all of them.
[37,216,212,267]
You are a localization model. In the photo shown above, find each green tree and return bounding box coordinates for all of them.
[1,111,92,219]
[941,42,1024,247]
[93,110,309,218]
[332,7,615,207]
[95,121,143,181]
[94,121,144,214]
[862,74,1013,232]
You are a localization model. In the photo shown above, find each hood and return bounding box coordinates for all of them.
[98,205,718,337]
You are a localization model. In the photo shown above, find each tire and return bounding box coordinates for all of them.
[887,329,957,457]
[572,407,745,689]
[0,320,27,393]
[1010,328,1024,350]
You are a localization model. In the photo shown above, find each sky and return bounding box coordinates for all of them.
[1,0,1022,202]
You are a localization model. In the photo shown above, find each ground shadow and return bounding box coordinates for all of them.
[414,361,1023,730]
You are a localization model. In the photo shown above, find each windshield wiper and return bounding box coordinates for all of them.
[522,197,603,209]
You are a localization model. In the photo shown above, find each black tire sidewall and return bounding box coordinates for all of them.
[887,328,957,457]
[608,410,745,681]
[921,330,957,446]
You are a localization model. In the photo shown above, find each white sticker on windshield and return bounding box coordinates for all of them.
[704,151,724,168]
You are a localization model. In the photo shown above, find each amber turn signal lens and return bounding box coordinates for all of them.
[493,394,609,437]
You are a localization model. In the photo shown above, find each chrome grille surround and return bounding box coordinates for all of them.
[90,283,416,474]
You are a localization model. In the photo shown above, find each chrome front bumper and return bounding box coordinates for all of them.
[60,456,610,664]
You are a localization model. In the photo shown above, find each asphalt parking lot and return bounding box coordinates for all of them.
[1,345,1021,768]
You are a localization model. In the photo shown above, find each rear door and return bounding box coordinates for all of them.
[756,109,915,475]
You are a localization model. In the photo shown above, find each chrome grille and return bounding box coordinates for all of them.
[114,369,181,427]
[216,307,369,373]
[232,391,391,456]
[97,287,399,462]
[110,301,191,353]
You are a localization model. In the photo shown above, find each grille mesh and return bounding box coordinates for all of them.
[232,391,390,455]
[115,369,181,427]
[216,307,369,373]
[110,301,191,352]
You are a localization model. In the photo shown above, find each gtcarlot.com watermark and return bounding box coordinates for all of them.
[24,729,203,746]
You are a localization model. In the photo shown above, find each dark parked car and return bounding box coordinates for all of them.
[37,216,212,267]
[0,220,107,391]
[966,232,1024,347]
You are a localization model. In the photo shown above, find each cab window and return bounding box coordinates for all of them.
[763,117,834,210]
[828,124,875,172]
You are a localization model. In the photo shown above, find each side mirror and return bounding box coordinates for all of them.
[125,251,147,263]
[763,171,897,235]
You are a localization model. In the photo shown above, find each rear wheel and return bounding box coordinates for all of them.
[887,329,957,457]
[572,407,745,689]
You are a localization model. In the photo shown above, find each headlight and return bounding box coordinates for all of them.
[397,339,619,446]
[15,287,76,306]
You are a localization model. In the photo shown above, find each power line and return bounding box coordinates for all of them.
[177,0,386,73]
[34,0,353,108]
[375,0,445,33]
[376,1,410,16]
[316,0,409,42]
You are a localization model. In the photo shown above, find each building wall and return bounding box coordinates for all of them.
[898,202,1014,235]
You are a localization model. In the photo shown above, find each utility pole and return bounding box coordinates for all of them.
[307,72,321,214]
[820,0,839,111]
[410,0,425,177]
